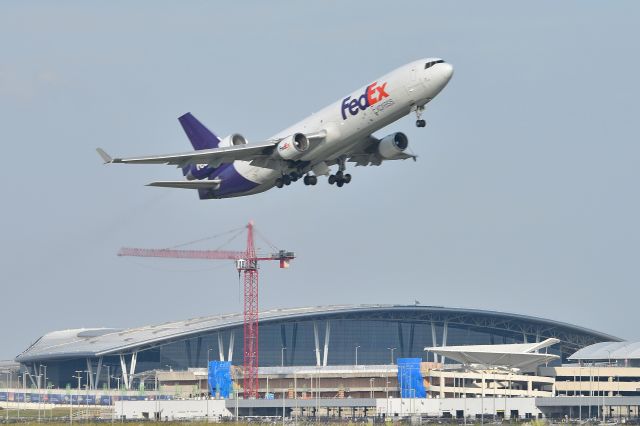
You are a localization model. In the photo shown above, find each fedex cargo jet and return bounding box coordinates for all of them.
[97,58,453,199]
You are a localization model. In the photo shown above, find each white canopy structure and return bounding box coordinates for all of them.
[425,338,560,372]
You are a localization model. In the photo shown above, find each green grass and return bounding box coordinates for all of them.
[0,407,94,419]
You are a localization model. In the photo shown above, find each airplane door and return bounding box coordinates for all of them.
[406,66,422,103]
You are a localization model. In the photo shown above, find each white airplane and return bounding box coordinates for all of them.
[97,58,453,199]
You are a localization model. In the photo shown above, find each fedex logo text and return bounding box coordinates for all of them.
[341,81,389,120]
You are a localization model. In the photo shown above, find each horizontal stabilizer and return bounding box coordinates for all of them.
[147,179,221,190]
[96,148,113,163]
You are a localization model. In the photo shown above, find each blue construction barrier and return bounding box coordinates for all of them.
[397,358,426,398]
[208,361,232,398]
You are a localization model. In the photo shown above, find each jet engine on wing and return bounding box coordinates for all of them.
[218,133,248,148]
[377,132,409,160]
[275,133,309,160]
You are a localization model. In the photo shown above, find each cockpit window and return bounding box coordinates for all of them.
[425,60,445,69]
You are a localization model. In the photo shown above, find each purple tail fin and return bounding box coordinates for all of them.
[178,112,221,150]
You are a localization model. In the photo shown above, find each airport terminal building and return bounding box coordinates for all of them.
[15,305,619,390]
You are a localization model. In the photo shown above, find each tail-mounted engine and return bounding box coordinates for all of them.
[218,133,248,148]
[185,133,247,180]
[274,133,310,160]
[377,132,409,160]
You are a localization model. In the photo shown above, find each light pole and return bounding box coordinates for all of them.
[206,348,215,401]
[72,371,83,424]
[281,347,287,367]
[355,345,360,366]
[38,364,47,389]
[3,372,9,422]
[35,373,42,422]
[369,378,375,398]
[110,375,122,422]
[387,347,396,365]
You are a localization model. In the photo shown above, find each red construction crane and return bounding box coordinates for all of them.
[117,222,294,399]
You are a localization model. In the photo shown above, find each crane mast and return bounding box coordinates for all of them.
[239,222,259,398]
[117,221,294,399]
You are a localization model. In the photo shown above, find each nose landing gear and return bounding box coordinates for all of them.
[414,105,426,127]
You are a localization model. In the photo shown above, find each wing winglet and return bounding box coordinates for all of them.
[96,148,113,164]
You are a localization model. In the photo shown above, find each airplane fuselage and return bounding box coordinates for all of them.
[101,59,453,198]
[210,58,453,198]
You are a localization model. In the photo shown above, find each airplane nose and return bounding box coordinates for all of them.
[440,63,454,82]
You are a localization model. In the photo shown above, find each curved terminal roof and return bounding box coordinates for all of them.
[16,304,620,363]
[569,341,640,361]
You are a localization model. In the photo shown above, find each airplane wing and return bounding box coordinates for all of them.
[147,179,221,189]
[97,130,327,170]
[97,142,277,169]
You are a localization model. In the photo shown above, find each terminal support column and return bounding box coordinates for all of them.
[322,321,331,367]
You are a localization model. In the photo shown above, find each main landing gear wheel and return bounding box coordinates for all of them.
[303,175,318,186]
[328,172,351,187]
[276,175,292,188]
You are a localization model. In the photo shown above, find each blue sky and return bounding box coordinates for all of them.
[1,1,638,359]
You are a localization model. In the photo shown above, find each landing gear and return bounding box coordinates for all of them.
[328,171,352,187]
[275,174,293,188]
[328,173,351,186]
[303,175,318,186]
[414,105,426,127]
[328,157,352,187]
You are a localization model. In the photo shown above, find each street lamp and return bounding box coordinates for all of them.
[71,371,83,424]
[355,345,361,366]
[370,378,375,398]
[3,372,10,422]
[73,371,83,390]
[387,347,396,365]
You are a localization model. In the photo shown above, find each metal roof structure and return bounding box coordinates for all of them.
[569,341,640,361]
[16,304,620,363]
[425,338,560,372]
